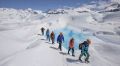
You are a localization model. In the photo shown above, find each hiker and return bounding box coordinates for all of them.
[79,39,91,63]
[57,32,64,51]
[68,38,75,56]
[50,31,55,44]
[46,29,50,41]
[69,30,73,36]
[41,27,45,35]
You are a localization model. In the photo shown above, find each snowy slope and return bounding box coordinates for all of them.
[0,1,120,66]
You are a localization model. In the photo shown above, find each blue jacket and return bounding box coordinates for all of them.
[46,30,50,36]
[81,41,89,53]
[57,35,64,43]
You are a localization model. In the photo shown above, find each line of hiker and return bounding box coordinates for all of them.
[40,27,91,63]
[45,29,55,44]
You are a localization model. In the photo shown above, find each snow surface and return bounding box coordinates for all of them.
[0,1,120,66]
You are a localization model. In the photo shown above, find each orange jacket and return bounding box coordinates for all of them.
[69,39,74,48]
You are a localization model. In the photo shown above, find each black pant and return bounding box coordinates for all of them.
[58,42,62,51]
[52,39,54,44]
[68,47,74,56]
[51,38,54,44]
[42,31,44,35]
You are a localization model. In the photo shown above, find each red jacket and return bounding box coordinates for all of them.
[69,39,74,48]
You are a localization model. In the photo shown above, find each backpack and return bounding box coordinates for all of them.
[79,43,83,50]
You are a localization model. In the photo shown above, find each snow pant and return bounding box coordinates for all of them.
[68,47,74,56]
[79,51,90,61]
[58,42,62,51]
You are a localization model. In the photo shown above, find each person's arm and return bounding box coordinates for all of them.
[62,36,64,42]
[69,40,71,47]
[50,33,52,37]
[73,40,74,47]
[54,34,55,39]
[46,31,47,35]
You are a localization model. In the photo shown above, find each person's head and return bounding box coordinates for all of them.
[71,38,74,42]
[87,39,91,44]
[60,32,63,35]
[71,37,74,40]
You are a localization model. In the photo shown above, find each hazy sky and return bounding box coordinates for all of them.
[0,0,109,11]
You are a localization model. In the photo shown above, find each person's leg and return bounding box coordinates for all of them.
[41,30,42,35]
[79,52,84,61]
[48,36,50,42]
[46,35,47,40]
[72,48,75,56]
[53,38,54,44]
[42,31,43,35]
[85,52,90,63]
[46,35,48,40]
[60,43,62,51]
[83,53,86,57]
[52,39,53,44]
[42,31,44,35]
[48,36,50,40]
[68,47,71,54]
[58,43,60,49]
[43,31,44,35]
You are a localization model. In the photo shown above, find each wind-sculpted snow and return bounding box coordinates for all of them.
[102,11,120,22]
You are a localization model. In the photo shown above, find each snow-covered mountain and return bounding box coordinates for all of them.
[0,8,46,30]
[0,1,120,66]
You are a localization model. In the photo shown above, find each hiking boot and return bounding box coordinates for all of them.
[79,59,83,62]
[68,53,70,55]
[85,60,90,63]
[72,55,75,57]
